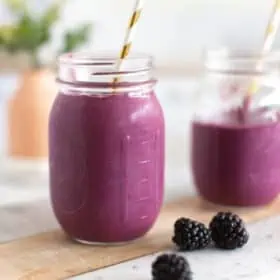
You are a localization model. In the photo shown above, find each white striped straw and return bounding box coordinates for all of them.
[114,0,146,84]
[247,0,280,96]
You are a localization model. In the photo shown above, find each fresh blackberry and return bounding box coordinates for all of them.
[172,217,211,251]
[209,212,249,250]
[152,253,192,280]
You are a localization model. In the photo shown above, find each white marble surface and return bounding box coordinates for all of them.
[70,216,280,280]
[1,161,280,280]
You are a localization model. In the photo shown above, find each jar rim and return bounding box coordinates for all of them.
[203,48,280,75]
[59,51,153,66]
[57,51,155,94]
[204,48,280,62]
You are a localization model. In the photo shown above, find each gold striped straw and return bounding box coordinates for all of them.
[113,0,146,85]
[247,0,280,97]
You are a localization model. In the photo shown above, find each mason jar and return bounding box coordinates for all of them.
[191,49,280,206]
[49,52,165,244]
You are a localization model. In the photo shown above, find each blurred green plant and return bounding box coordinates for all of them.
[0,0,92,68]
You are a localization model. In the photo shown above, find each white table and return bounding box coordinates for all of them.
[1,160,280,280]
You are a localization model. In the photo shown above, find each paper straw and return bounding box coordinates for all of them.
[113,0,146,84]
[247,0,280,97]
[237,0,280,122]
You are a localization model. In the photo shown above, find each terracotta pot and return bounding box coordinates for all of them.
[7,69,57,158]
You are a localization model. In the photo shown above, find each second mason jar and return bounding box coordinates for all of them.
[49,53,165,244]
[191,49,280,206]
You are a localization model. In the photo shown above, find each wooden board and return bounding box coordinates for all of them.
[1,196,280,280]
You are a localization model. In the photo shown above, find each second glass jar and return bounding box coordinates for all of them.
[191,49,280,206]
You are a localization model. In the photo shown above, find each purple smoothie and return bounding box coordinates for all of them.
[191,113,280,206]
[49,90,165,243]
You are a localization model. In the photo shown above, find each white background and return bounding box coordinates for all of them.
[1,0,280,68]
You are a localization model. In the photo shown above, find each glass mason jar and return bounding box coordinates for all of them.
[49,53,165,244]
[191,49,280,206]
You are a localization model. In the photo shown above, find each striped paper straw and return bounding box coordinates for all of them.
[114,0,146,84]
[247,0,280,96]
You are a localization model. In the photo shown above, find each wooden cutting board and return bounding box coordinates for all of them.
[1,196,280,280]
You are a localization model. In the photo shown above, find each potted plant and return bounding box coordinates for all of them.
[0,0,92,158]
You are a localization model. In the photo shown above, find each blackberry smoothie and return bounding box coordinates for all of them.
[49,53,165,243]
[191,114,280,206]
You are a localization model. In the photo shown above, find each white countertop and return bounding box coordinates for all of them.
[1,159,280,280]
[70,216,280,280]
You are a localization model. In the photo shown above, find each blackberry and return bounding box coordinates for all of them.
[172,217,211,251]
[209,212,249,250]
[152,253,192,280]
